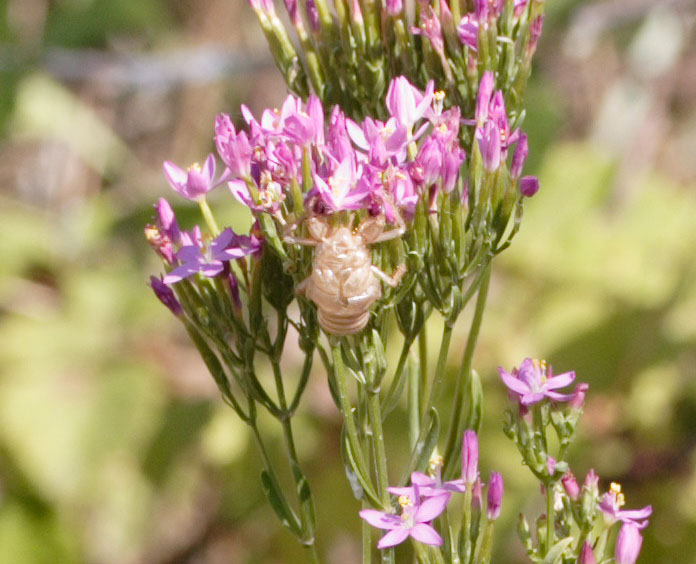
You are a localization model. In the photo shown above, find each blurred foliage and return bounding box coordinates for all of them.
[0,0,695,563]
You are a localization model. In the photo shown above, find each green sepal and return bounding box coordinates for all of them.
[464,369,484,433]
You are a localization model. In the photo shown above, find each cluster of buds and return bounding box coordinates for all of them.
[361,431,505,563]
[249,0,545,129]
[501,358,651,563]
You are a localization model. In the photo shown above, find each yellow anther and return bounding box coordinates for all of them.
[188,162,201,173]
[398,495,413,508]
[610,482,622,494]
[434,90,446,101]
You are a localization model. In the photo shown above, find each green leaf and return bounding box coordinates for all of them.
[542,537,574,564]
[340,430,382,507]
[464,370,484,434]
[260,470,303,537]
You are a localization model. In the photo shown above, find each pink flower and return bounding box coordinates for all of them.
[598,483,652,529]
[498,358,576,406]
[360,482,450,549]
[486,472,504,520]
[163,154,223,200]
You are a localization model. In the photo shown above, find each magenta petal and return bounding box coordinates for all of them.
[410,472,435,487]
[521,392,545,405]
[544,391,574,403]
[359,509,400,530]
[387,486,414,496]
[409,523,442,546]
[415,493,450,522]
[378,526,410,549]
[618,506,653,520]
[499,368,531,395]
[545,371,576,390]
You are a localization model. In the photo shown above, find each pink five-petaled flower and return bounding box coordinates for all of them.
[360,483,450,549]
[163,154,223,201]
[498,358,576,406]
[598,482,652,529]
[385,76,435,136]
[163,228,262,284]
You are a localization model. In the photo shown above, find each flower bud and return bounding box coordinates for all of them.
[472,477,483,510]
[615,523,643,564]
[150,276,182,316]
[562,471,580,500]
[479,122,501,172]
[570,382,589,409]
[385,0,403,16]
[462,430,479,484]
[510,133,528,179]
[579,541,597,564]
[519,175,539,197]
[487,472,504,520]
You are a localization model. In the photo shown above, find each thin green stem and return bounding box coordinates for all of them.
[545,480,554,556]
[362,502,373,564]
[418,325,428,418]
[367,391,390,504]
[331,340,374,500]
[443,264,491,477]
[197,197,220,236]
[461,486,473,564]
[420,322,454,433]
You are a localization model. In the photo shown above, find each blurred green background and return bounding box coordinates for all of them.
[0,0,694,562]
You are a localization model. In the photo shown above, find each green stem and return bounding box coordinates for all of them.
[420,322,453,433]
[362,502,373,564]
[477,521,495,564]
[418,324,428,418]
[367,391,390,504]
[198,197,220,236]
[443,264,491,477]
[331,340,375,501]
[545,479,554,556]
[461,486,473,564]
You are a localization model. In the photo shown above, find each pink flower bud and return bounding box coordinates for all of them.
[487,472,504,520]
[579,541,597,564]
[562,472,580,500]
[462,430,479,484]
[519,175,539,197]
[570,382,589,409]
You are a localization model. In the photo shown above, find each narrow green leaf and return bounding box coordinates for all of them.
[400,408,440,485]
[260,469,303,537]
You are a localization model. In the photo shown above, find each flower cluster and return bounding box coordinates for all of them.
[360,431,504,554]
[503,358,651,564]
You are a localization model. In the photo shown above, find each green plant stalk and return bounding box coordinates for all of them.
[362,501,373,564]
[265,321,320,563]
[443,264,491,477]
[461,486,473,564]
[198,197,220,236]
[419,322,453,436]
[365,390,394,564]
[476,521,495,564]
[331,340,376,503]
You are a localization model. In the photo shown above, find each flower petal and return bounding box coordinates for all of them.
[415,493,450,522]
[377,526,410,549]
[359,509,400,530]
[544,370,576,390]
[498,368,530,395]
[409,523,443,546]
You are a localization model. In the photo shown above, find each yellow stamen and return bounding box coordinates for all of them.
[398,495,413,508]
[434,90,446,101]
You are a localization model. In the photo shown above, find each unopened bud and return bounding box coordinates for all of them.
[462,430,479,484]
[579,541,597,564]
[562,471,580,500]
[486,472,504,520]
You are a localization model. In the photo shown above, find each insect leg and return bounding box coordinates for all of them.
[370,264,406,287]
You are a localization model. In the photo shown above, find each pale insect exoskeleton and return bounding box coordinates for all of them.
[285,215,406,336]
